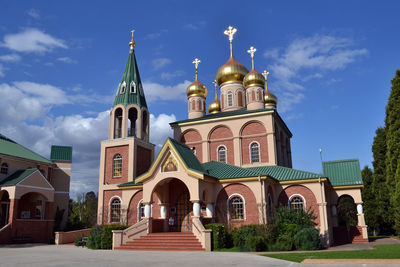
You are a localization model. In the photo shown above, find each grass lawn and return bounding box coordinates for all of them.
[264,244,400,263]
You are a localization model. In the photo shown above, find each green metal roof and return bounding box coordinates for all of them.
[113,50,147,108]
[322,159,363,187]
[0,168,37,186]
[170,108,274,125]
[118,179,143,187]
[247,165,322,181]
[0,134,52,164]
[168,138,205,174]
[50,145,72,161]
[202,161,261,179]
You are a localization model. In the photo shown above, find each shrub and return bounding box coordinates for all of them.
[275,206,316,228]
[232,225,257,250]
[278,223,300,237]
[86,225,128,250]
[205,223,232,249]
[294,227,322,251]
[247,235,266,251]
[274,234,294,251]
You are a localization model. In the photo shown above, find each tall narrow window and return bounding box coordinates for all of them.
[138,201,145,221]
[120,81,126,94]
[0,163,8,174]
[218,146,226,163]
[110,198,121,223]
[238,91,243,106]
[250,142,260,163]
[229,196,244,220]
[130,81,136,93]
[290,196,304,211]
[113,154,122,177]
[227,92,233,107]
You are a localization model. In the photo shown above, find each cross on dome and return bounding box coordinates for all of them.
[247,46,257,70]
[212,80,218,98]
[129,29,136,50]
[262,70,269,81]
[224,26,237,57]
[192,58,201,79]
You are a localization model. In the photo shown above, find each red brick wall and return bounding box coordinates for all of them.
[12,219,53,243]
[278,185,320,226]
[241,122,268,164]
[127,191,143,225]
[215,183,259,227]
[209,126,234,164]
[102,190,122,224]
[136,146,152,177]
[105,145,129,185]
[180,129,203,162]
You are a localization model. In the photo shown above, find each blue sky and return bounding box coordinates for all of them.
[1,1,399,197]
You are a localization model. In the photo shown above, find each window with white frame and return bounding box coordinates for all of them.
[229,196,244,220]
[113,154,122,177]
[290,196,305,211]
[0,163,8,174]
[110,198,121,223]
[250,142,260,163]
[120,81,126,94]
[227,92,233,106]
[130,81,136,93]
[218,146,227,163]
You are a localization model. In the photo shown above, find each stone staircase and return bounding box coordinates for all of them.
[115,232,205,251]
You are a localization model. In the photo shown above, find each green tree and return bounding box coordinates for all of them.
[361,166,377,234]
[67,191,98,230]
[385,69,400,233]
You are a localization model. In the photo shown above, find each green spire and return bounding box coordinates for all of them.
[113,49,147,108]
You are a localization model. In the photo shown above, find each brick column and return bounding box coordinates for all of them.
[8,199,19,224]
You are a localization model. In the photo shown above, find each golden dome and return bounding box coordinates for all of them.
[264,90,277,106]
[186,78,207,98]
[208,97,221,114]
[216,56,249,86]
[243,69,265,88]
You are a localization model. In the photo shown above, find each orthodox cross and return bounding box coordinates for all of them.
[263,70,270,90]
[212,80,218,98]
[129,29,136,49]
[192,58,201,79]
[247,46,257,70]
[224,26,237,57]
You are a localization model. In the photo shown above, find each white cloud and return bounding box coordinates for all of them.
[57,57,77,64]
[13,81,70,105]
[2,28,67,53]
[183,21,207,30]
[161,70,185,80]
[26,8,40,19]
[0,54,21,62]
[150,113,176,149]
[152,58,171,70]
[143,80,191,102]
[0,64,4,77]
[264,34,367,112]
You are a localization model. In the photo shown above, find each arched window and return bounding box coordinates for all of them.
[290,196,305,211]
[110,198,121,223]
[251,90,256,102]
[0,163,8,174]
[250,142,260,163]
[138,200,145,221]
[113,154,122,177]
[142,110,148,136]
[218,146,226,163]
[227,92,233,107]
[191,100,195,110]
[229,196,244,220]
[238,91,243,106]
[130,81,136,93]
[120,81,126,94]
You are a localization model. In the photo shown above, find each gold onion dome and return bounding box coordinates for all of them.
[262,70,277,106]
[187,58,207,98]
[208,80,221,114]
[216,26,249,86]
[243,46,265,88]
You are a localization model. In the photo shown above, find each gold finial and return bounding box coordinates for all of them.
[224,26,237,57]
[192,58,201,80]
[129,29,136,50]
[263,70,270,90]
[212,80,218,99]
[247,46,257,70]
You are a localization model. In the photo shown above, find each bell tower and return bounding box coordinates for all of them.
[98,31,155,224]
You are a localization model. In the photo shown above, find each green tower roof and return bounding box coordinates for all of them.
[113,49,147,108]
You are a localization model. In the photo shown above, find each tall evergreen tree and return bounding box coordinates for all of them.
[372,127,393,234]
[385,69,400,233]
[361,166,377,234]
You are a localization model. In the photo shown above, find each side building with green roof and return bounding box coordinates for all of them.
[0,133,72,244]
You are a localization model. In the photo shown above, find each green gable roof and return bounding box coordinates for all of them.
[322,159,363,187]
[202,161,261,179]
[0,134,52,164]
[168,138,205,174]
[170,108,274,125]
[113,50,147,108]
[50,145,72,161]
[0,168,37,186]
[246,165,322,182]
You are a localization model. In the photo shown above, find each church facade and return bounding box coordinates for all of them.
[97,27,368,250]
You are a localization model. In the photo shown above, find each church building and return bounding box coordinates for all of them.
[97,27,368,251]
